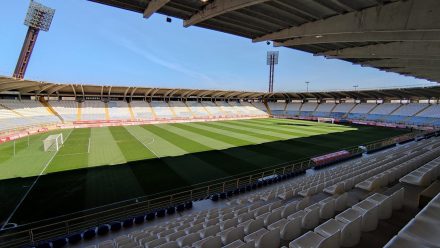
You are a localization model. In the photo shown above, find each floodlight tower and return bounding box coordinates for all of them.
[266,51,279,93]
[13,0,55,79]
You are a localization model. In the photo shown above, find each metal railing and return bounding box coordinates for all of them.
[0,130,426,247]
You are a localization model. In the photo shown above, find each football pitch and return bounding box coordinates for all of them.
[0,118,409,224]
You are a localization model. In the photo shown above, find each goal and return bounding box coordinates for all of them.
[317,117,335,124]
[43,134,64,152]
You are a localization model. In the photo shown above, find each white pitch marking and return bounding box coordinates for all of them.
[125,127,160,158]
[0,129,73,230]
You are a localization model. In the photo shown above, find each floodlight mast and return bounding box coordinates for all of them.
[13,0,55,79]
[266,51,279,93]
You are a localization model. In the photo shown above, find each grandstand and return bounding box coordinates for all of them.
[1,76,440,248]
[2,0,440,247]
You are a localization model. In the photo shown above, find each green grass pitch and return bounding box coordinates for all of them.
[0,118,409,224]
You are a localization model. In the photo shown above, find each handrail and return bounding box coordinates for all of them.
[0,130,428,247]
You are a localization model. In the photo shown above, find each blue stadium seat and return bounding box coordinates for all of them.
[67,233,82,244]
[110,222,121,232]
[82,229,96,240]
[51,238,67,248]
[122,218,133,228]
[97,225,109,236]
[134,215,145,224]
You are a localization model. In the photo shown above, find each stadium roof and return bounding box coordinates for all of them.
[1,76,440,100]
[88,0,440,83]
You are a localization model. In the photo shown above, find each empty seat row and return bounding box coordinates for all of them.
[83,137,438,248]
[290,189,404,248]
[384,192,440,248]
[399,157,440,187]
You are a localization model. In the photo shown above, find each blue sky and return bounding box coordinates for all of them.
[0,0,436,92]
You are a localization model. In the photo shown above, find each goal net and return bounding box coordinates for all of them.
[43,134,64,152]
[317,117,335,124]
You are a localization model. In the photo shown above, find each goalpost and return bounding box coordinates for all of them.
[317,117,335,124]
[43,134,64,152]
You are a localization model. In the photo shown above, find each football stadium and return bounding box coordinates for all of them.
[1,0,440,248]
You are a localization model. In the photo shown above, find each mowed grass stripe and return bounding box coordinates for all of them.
[211,121,296,140]
[0,130,72,179]
[173,123,284,168]
[248,118,355,133]
[142,125,230,182]
[233,119,356,148]
[125,125,187,157]
[173,123,252,146]
[237,118,350,136]
[108,126,156,162]
[47,128,90,173]
[234,119,323,136]
[209,119,350,156]
[200,121,331,160]
[160,124,232,150]
[203,122,283,141]
[88,127,126,166]
[189,122,270,144]
[142,124,212,153]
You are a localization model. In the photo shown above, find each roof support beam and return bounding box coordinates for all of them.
[327,0,354,12]
[143,0,170,19]
[254,0,440,42]
[362,59,440,69]
[108,86,112,98]
[46,85,69,95]
[184,0,270,27]
[0,82,39,92]
[275,31,440,47]
[130,87,137,101]
[144,88,153,99]
[80,85,85,99]
[71,85,77,98]
[320,42,440,60]
[123,87,130,101]
[18,83,51,94]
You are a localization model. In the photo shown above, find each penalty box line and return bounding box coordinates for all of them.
[124,127,160,158]
[0,129,73,231]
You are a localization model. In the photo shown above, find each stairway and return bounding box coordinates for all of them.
[127,102,135,121]
[104,102,110,121]
[77,102,82,121]
[39,97,64,123]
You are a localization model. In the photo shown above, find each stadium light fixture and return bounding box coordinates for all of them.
[267,51,279,93]
[353,85,359,91]
[13,0,55,79]
[306,81,310,92]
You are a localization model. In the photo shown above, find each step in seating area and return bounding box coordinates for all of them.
[0,100,60,124]
[108,101,132,120]
[290,190,403,248]
[81,101,107,121]
[73,136,440,248]
[267,102,286,116]
[201,102,224,117]
[150,101,175,119]
[2,99,439,132]
[384,192,440,248]
[399,157,440,187]
[0,104,38,132]
[130,101,155,120]
[186,101,210,117]
[323,140,439,195]
[169,101,193,119]
[49,100,78,122]
[250,102,268,114]
[268,101,440,127]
